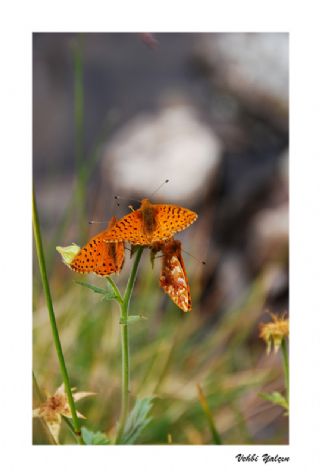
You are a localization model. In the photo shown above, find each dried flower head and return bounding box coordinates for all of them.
[259,311,289,354]
[33,383,95,443]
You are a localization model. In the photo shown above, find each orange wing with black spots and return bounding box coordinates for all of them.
[152,204,197,241]
[152,239,192,312]
[103,198,197,245]
[70,217,124,276]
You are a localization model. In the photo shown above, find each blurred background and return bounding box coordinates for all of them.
[33,32,289,444]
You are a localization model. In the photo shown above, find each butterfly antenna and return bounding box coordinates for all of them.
[88,220,108,225]
[150,179,169,198]
[182,248,206,265]
[114,195,140,204]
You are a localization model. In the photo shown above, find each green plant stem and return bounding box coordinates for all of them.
[32,188,84,445]
[115,246,144,443]
[73,34,86,242]
[281,338,289,403]
[197,384,222,445]
[106,277,123,304]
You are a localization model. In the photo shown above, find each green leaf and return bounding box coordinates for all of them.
[120,315,148,325]
[102,288,118,301]
[75,281,117,300]
[259,391,289,410]
[75,281,107,294]
[81,427,111,445]
[119,397,154,444]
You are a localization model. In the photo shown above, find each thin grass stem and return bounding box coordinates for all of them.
[197,384,222,445]
[281,338,289,404]
[32,188,84,445]
[115,246,144,443]
[73,34,86,242]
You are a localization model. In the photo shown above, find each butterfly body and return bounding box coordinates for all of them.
[103,198,197,245]
[70,216,124,276]
[141,199,158,235]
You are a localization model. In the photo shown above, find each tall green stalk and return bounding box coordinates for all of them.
[281,339,289,403]
[73,34,86,242]
[114,246,144,443]
[197,384,222,445]
[32,188,84,445]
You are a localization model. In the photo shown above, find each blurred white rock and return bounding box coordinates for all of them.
[262,264,288,300]
[193,33,288,127]
[248,204,288,268]
[103,103,222,204]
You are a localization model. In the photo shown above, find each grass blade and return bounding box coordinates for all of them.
[197,384,222,445]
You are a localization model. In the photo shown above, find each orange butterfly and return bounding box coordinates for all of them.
[70,216,125,276]
[103,198,197,246]
[151,239,192,312]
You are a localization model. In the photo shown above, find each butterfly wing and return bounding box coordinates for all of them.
[104,203,197,245]
[93,240,125,276]
[70,231,124,276]
[160,245,192,312]
[151,204,198,243]
[103,209,151,245]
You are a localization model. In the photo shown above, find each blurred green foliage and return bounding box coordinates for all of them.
[33,247,288,444]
